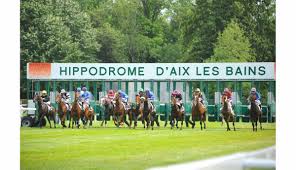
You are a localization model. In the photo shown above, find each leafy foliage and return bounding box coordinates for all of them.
[20,0,275,98]
[207,20,255,62]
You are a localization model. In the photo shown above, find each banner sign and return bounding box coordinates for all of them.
[27,62,275,80]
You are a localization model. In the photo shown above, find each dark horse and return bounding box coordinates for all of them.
[221,95,236,131]
[33,93,56,128]
[249,95,263,131]
[142,96,157,130]
[100,97,115,127]
[68,92,82,128]
[130,95,143,128]
[188,96,207,130]
[170,96,184,130]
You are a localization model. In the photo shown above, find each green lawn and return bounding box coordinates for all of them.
[21,121,275,170]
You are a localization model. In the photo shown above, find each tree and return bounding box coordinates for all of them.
[96,23,128,62]
[206,20,255,62]
[20,0,101,98]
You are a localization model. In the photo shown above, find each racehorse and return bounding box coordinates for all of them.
[100,97,115,127]
[33,93,56,128]
[114,93,130,128]
[141,95,157,130]
[221,95,236,131]
[170,96,184,130]
[249,95,263,131]
[188,95,207,130]
[68,92,82,128]
[55,93,68,128]
[81,99,94,128]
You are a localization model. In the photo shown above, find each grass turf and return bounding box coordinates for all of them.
[21,121,275,170]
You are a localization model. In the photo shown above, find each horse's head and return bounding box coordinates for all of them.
[221,95,228,104]
[140,96,145,103]
[74,92,80,101]
[33,92,42,103]
[171,96,177,105]
[250,94,256,103]
[55,93,62,103]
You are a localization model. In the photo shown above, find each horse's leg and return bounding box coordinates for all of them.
[180,116,184,130]
[68,112,72,128]
[49,110,56,128]
[155,114,160,127]
[251,117,255,131]
[151,114,154,130]
[226,120,230,131]
[170,114,174,129]
[233,117,236,131]
[77,112,80,128]
[133,112,137,129]
[176,119,179,129]
[63,112,67,128]
[192,113,196,129]
[52,111,56,128]
[259,114,262,130]
[46,115,52,128]
[39,113,45,128]
[124,114,130,128]
[255,118,258,132]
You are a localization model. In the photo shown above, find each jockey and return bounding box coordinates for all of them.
[41,90,52,110]
[106,89,115,100]
[222,88,233,105]
[221,88,234,114]
[171,90,183,109]
[80,86,92,110]
[118,90,129,110]
[145,88,155,101]
[248,87,262,110]
[138,88,144,98]
[193,88,204,104]
[60,89,71,111]
[118,90,128,103]
[145,88,156,111]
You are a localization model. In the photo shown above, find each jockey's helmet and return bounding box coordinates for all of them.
[61,89,66,94]
[77,87,81,92]
[41,90,47,96]
[139,88,144,93]
[108,90,114,94]
[118,90,122,94]
[224,88,229,92]
[251,87,256,92]
[82,87,87,91]
[195,88,201,92]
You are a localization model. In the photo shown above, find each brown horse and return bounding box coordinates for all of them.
[33,93,56,128]
[189,96,207,130]
[221,95,236,131]
[55,93,68,128]
[81,99,94,128]
[114,93,130,128]
[170,96,184,130]
[68,92,82,128]
[249,95,263,131]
